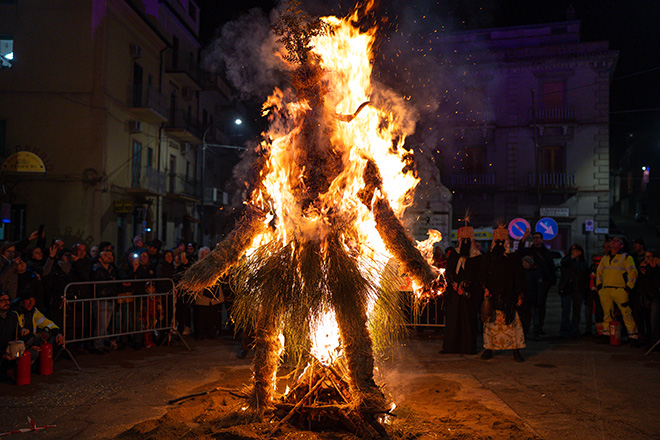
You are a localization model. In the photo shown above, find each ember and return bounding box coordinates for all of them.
[179,0,444,436]
[271,357,392,438]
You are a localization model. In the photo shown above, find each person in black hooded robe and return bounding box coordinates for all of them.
[479,226,526,362]
[441,226,482,354]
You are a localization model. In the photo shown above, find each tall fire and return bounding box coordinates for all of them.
[179,0,444,436]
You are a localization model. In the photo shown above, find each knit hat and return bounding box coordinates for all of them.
[18,288,36,301]
[522,255,534,267]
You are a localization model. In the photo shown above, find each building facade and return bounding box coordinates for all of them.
[433,21,617,254]
[0,0,236,252]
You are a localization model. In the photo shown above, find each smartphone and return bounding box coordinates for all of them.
[37,224,45,237]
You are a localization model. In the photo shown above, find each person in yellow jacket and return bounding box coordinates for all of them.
[12,288,64,348]
[596,237,639,343]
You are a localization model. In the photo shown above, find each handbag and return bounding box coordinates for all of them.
[481,296,495,323]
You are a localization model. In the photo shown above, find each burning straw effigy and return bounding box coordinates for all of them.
[178,1,444,436]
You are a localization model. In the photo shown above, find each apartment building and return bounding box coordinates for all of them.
[0,0,235,252]
[433,20,617,253]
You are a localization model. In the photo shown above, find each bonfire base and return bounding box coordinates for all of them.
[269,357,391,438]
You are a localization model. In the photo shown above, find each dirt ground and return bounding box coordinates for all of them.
[115,347,541,440]
[2,293,659,439]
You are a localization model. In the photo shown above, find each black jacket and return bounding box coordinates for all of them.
[558,256,589,296]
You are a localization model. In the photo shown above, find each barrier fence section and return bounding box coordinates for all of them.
[59,278,189,369]
[403,293,445,328]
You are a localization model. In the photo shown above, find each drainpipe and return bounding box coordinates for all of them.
[157,46,167,242]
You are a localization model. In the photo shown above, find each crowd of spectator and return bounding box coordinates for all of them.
[2,225,659,383]
[433,229,660,361]
[0,229,229,384]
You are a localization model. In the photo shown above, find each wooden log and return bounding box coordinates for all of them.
[268,374,327,437]
[167,386,237,405]
[361,411,390,439]
[337,409,359,433]
[273,403,351,412]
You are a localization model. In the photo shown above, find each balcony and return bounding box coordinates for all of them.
[528,172,576,191]
[200,71,232,104]
[449,173,496,188]
[165,173,200,203]
[165,49,201,90]
[534,107,575,123]
[164,109,202,144]
[127,84,168,123]
[127,167,167,196]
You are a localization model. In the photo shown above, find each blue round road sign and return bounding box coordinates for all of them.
[508,218,531,240]
[535,217,558,240]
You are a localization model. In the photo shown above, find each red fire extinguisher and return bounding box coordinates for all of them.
[39,342,53,376]
[16,350,31,386]
[610,319,622,346]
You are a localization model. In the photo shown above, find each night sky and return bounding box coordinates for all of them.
[197,0,660,167]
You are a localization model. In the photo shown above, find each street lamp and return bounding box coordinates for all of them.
[199,124,248,247]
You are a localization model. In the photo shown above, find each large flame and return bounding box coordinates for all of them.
[249,6,440,360]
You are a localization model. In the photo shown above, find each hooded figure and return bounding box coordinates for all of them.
[441,226,483,354]
[479,226,526,362]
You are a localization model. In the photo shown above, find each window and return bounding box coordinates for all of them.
[541,81,564,108]
[0,37,13,68]
[132,62,143,107]
[464,147,487,174]
[541,146,564,174]
[188,2,197,21]
[147,147,153,168]
[172,36,179,69]
[169,154,176,193]
[132,140,142,187]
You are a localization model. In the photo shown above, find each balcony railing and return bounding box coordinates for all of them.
[127,84,168,122]
[528,172,576,190]
[183,177,200,198]
[200,71,232,102]
[129,167,167,195]
[449,173,496,188]
[164,109,202,143]
[164,48,200,89]
[146,168,167,193]
[534,107,575,123]
[165,173,200,198]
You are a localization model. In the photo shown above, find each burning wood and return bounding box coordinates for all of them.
[178,1,444,435]
[270,356,392,438]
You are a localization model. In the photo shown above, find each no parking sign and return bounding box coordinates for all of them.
[508,218,530,240]
[584,219,594,232]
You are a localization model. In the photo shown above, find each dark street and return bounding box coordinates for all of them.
[1,290,659,439]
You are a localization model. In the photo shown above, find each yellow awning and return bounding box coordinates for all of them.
[1,151,46,173]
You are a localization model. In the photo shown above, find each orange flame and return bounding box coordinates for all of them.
[251,5,428,357]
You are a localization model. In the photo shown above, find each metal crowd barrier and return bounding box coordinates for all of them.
[403,292,445,328]
[58,278,190,369]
